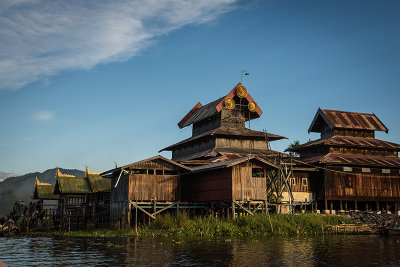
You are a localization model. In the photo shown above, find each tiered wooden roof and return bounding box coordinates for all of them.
[160,126,285,152]
[290,109,400,168]
[178,83,262,128]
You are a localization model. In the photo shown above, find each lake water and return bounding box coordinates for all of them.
[0,235,400,266]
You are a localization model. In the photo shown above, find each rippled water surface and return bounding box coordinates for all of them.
[1,235,400,266]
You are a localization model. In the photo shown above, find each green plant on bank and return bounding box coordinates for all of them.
[29,213,357,238]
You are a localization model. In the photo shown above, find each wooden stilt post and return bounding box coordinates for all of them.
[376,201,380,212]
[340,200,343,211]
[345,202,348,211]
[366,203,369,212]
[355,200,358,211]
[386,203,390,213]
[264,200,268,215]
[324,199,328,213]
[231,201,236,218]
[135,203,138,235]
[330,201,333,212]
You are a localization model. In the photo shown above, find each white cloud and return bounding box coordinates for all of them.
[0,0,236,90]
[33,110,55,121]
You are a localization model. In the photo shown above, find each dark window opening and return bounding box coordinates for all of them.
[252,168,264,178]
[156,170,164,175]
[164,170,178,175]
[302,178,308,187]
[147,169,154,175]
[131,169,146,174]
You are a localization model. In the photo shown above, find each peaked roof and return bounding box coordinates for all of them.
[191,155,279,172]
[101,155,193,176]
[33,177,58,200]
[55,176,92,194]
[178,83,262,128]
[87,174,111,192]
[308,108,388,133]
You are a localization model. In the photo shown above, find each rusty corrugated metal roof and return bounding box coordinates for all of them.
[287,136,400,152]
[297,153,400,168]
[160,126,286,152]
[308,108,388,133]
[179,97,223,128]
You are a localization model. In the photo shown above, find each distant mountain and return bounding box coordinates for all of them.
[0,171,17,182]
[0,168,84,216]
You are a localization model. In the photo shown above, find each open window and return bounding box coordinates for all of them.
[302,178,308,187]
[252,168,265,178]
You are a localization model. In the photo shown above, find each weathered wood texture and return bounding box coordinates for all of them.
[324,170,400,201]
[231,162,267,201]
[291,171,313,193]
[216,138,268,151]
[182,168,232,201]
[129,174,180,202]
[172,138,216,160]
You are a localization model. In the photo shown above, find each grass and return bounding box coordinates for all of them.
[28,212,358,238]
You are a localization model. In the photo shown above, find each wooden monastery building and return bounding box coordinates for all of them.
[160,83,290,213]
[54,167,111,229]
[33,82,400,230]
[288,109,400,214]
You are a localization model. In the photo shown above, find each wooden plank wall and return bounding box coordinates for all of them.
[232,162,267,201]
[181,168,232,201]
[129,174,180,202]
[291,171,313,193]
[325,171,400,201]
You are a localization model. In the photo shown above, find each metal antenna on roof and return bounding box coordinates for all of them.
[241,70,249,83]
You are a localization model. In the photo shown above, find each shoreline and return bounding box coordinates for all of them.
[22,213,377,238]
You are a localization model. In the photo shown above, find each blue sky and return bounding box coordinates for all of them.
[0,0,399,175]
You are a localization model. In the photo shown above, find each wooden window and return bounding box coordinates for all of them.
[164,170,178,175]
[147,169,154,175]
[252,168,264,178]
[343,167,352,172]
[362,168,371,173]
[290,177,296,186]
[302,178,308,187]
[131,169,146,174]
[156,170,164,175]
[382,169,390,174]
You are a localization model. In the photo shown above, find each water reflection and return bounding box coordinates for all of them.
[1,235,400,266]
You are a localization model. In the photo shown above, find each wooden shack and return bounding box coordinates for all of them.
[182,156,278,206]
[288,109,400,213]
[33,177,59,216]
[102,155,192,229]
[54,167,111,230]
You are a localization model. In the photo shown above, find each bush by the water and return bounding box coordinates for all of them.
[142,212,355,237]
[30,213,356,238]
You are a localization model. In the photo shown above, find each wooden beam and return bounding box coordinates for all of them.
[130,201,156,219]
[152,203,176,216]
[233,200,254,215]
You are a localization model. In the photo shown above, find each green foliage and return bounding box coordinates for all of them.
[29,213,357,238]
